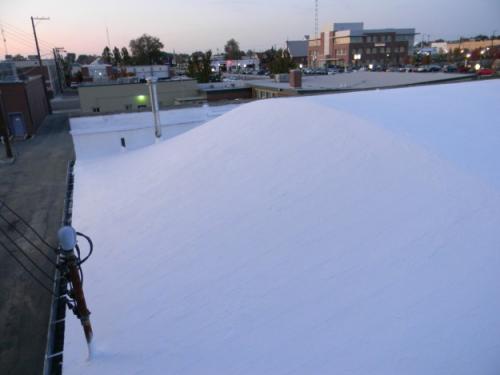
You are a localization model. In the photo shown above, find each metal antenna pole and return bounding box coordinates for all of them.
[58,226,94,357]
[315,0,319,39]
[1,24,8,57]
[31,16,52,113]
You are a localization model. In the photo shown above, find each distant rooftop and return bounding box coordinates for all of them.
[247,72,472,93]
[286,40,308,58]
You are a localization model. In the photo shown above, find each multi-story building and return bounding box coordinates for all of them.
[308,22,416,68]
[446,39,500,53]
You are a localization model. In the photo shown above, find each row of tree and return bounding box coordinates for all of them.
[100,34,165,66]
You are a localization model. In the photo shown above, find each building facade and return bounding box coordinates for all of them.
[446,39,500,53]
[125,65,169,80]
[13,59,62,97]
[308,22,415,68]
[0,75,50,137]
[78,79,200,114]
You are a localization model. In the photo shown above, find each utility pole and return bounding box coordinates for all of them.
[31,16,52,113]
[53,47,65,93]
[58,226,93,356]
[0,91,14,159]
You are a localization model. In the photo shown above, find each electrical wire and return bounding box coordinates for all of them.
[0,201,58,251]
[2,29,53,54]
[0,238,57,297]
[0,213,57,266]
[76,232,93,265]
[0,226,55,281]
[1,22,54,48]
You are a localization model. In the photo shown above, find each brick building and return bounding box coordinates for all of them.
[308,22,416,68]
[14,59,62,97]
[0,75,50,138]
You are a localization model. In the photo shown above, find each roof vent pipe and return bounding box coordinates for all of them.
[146,77,162,139]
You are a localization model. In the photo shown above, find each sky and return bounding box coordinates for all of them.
[1,0,499,57]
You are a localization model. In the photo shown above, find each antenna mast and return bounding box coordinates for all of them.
[0,24,8,56]
[106,26,111,47]
[315,0,319,38]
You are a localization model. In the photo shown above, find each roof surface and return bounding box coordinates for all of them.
[64,80,500,375]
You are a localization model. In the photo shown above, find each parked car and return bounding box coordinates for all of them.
[442,65,457,73]
[70,82,80,88]
[428,65,441,72]
[477,68,495,76]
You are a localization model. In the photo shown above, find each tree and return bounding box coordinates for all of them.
[129,34,164,65]
[246,49,254,57]
[224,38,243,60]
[102,46,112,64]
[12,54,26,61]
[65,53,76,64]
[258,48,278,70]
[121,47,132,65]
[474,34,489,41]
[268,49,296,74]
[76,54,96,64]
[113,47,122,65]
[187,50,213,83]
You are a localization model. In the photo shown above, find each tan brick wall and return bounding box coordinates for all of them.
[78,79,199,114]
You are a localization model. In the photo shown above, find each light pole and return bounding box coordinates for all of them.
[465,53,471,70]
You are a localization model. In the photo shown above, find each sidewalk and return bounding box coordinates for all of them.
[0,114,75,375]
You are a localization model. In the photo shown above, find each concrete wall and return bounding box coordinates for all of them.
[78,79,200,114]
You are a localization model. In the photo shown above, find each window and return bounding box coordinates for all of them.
[400,46,405,52]
[92,107,100,113]
[138,105,146,111]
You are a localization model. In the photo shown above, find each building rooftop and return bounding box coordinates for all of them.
[247,71,472,93]
[286,40,308,58]
[64,80,500,375]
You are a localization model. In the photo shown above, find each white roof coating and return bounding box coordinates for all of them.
[64,80,500,375]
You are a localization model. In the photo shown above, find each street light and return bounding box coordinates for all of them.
[464,53,471,69]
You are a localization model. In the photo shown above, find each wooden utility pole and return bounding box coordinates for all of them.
[0,91,14,159]
[31,16,52,113]
[53,48,65,93]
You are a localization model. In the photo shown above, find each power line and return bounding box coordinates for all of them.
[2,25,54,50]
[0,237,56,296]
[1,21,54,47]
[1,29,53,56]
[0,200,58,249]
[0,225,55,281]
[0,213,57,265]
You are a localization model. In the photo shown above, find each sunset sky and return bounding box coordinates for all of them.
[1,0,499,57]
